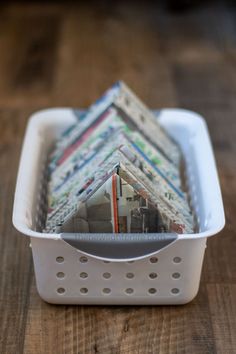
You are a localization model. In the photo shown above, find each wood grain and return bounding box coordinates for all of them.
[0,1,235,353]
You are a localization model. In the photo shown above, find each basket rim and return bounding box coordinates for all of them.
[12,107,225,242]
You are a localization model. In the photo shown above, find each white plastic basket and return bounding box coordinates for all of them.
[12,108,225,305]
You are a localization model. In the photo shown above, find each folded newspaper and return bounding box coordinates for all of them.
[44,81,195,234]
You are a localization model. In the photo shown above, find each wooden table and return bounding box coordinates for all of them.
[0,2,235,353]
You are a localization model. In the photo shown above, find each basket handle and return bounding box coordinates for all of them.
[61,233,178,261]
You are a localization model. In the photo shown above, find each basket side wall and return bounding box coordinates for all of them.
[31,236,206,305]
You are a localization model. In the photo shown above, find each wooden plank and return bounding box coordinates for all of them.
[23,285,215,354]
[0,4,62,108]
[52,2,177,108]
[202,169,236,284]
[0,109,33,353]
[207,284,236,354]
[23,278,67,354]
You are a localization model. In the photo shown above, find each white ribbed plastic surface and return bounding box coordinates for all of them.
[12,108,225,305]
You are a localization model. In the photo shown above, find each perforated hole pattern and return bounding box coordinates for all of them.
[55,256,182,297]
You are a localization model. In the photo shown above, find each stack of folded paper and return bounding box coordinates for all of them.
[44,82,195,234]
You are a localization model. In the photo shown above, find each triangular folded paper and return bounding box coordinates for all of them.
[44,82,195,234]
[57,169,187,235]
[49,81,181,172]
[45,148,193,234]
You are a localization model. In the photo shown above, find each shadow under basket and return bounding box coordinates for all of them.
[12,108,225,305]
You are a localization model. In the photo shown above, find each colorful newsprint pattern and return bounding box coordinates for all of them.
[43,82,195,234]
